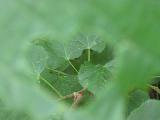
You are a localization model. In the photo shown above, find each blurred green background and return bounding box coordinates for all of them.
[0,0,160,120]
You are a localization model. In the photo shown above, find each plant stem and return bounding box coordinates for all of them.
[88,49,91,62]
[46,67,68,76]
[39,76,63,98]
[68,60,78,73]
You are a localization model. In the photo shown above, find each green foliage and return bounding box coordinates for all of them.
[128,100,160,120]
[78,62,110,94]
[127,90,149,115]
[0,0,160,120]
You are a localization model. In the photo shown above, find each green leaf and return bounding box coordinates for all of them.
[27,44,48,76]
[115,42,160,92]
[78,62,110,94]
[32,38,68,70]
[47,54,69,71]
[41,68,82,96]
[73,34,106,53]
[34,37,83,60]
[128,100,160,120]
[89,85,125,120]
[127,90,149,115]
[0,103,30,120]
[95,0,160,58]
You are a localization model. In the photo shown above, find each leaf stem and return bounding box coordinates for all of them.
[39,76,63,98]
[68,60,78,73]
[88,49,91,62]
[46,67,68,76]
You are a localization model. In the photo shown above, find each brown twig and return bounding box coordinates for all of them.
[58,87,87,101]
[71,92,83,108]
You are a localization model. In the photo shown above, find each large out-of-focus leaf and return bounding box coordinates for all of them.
[0,64,65,120]
[0,103,31,120]
[89,85,125,120]
[128,100,160,120]
[94,0,160,58]
[114,42,160,92]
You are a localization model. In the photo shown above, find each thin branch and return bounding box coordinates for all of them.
[58,87,87,101]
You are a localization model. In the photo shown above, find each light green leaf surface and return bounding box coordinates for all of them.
[128,100,160,120]
[73,34,106,53]
[34,37,83,60]
[1,0,160,120]
[95,0,160,58]
[27,45,48,75]
[0,65,65,120]
[115,42,160,92]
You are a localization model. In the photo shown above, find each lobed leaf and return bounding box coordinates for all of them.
[78,62,110,94]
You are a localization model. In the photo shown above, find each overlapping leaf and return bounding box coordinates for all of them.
[33,34,106,63]
[78,62,110,94]
[127,90,149,115]
[27,45,48,76]
[41,68,82,96]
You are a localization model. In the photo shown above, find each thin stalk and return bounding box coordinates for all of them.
[68,60,78,73]
[88,48,91,62]
[39,76,63,98]
[46,67,68,76]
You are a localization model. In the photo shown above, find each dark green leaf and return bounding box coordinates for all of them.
[41,68,82,96]
[127,90,149,115]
